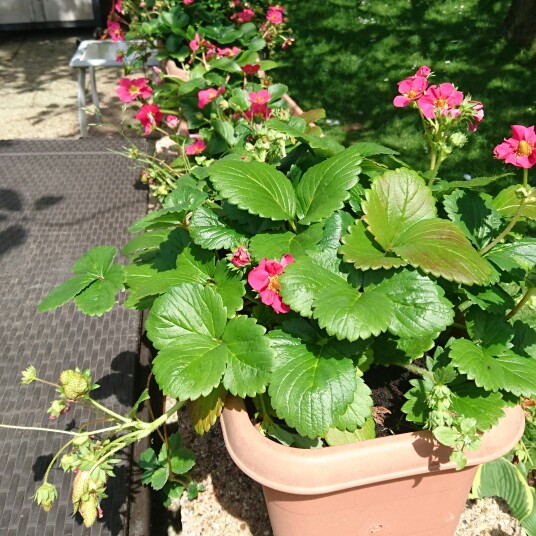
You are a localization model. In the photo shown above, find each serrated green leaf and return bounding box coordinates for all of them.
[123,229,173,257]
[364,169,494,285]
[153,335,227,400]
[279,257,347,317]
[187,384,227,434]
[461,285,516,315]
[313,282,394,340]
[485,239,536,272]
[325,417,376,446]
[151,466,169,491]
[340,220,408,270]
[73,264,125,316]
[473,458,533,521]
[128,207,187,232]
[269,342,356,438]
[190,207,246,250]
[465,308,514,353]
[372,333,433,367]
[450,339,536,397]
[433,174,512,195]
[443,189,503,249]
[493,184,536,220]
[210,159,297,221]
[38,274,96,312]
[512,321,536,359]
[72,245,117,277]
[332,374,372,432]
[433,426,459,446]
[222,316,273,397]
[295,145,363,225]
[248,225,322,261]
[450,384,505,431]
[175,244,215,280]
[146,283,227,349]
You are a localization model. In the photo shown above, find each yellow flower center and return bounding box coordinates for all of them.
[517,140,533,157]
[267,275,281,292]
[435,98,447,108]
[129,84,140,95]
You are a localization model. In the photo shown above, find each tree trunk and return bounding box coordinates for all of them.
[504,0,536,46]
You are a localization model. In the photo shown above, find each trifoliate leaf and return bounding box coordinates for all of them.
[269,342,356,438]
[37,274,96,312]
[450,339,536,397]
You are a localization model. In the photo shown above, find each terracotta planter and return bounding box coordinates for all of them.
[220,397,525,536]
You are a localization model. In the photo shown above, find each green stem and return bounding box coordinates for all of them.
[479,187,536,256]
[0,424,83,436]
[289,220,298,233]
[34,378,60,389]
[87,398,130,423]
[403,363,434,382]
[523,168,529,188]
[43,438,76,482]
[506,287,536,320]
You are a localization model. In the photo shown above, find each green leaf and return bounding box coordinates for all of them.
[222,316,273,397]
[450,339,536,397]
[129,389,150,418]
[175,244,215,281]
[248,226,322,261]
[340,220,408,270]
[473,458,533,521]
[187,384,227,434]
[433,426,458,446]
[151,466,169,491]
[146,284,227,349]
[128,207,187,232]
[123,229,172,257]
[190,207,247,250]
[162,432,196,475]
[485,239,536,272]
[295,145,363,225]
[521,488,536,534]
[465,308,514,353]
[433,174,512,195]
[363,169,494,285]
[73,264,125,316]
[349,142,397,157]
[211,260,245,317]
[450,384,505,431]
[153,335,227,400]
[279,256,347,317]
[38,274,96,312]
[267,83,288,100]
[331,375,373,432]
[72,246,117,277]
[313,282,394,340]
[209,159,297,221]
[325,417,375,446]
[269,342,357,438]
[443,189,503,249]
[212,119,238,147]
[461,285,516,315]
[493,184,536,220]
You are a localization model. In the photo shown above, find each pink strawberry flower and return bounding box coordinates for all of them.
[415,65,431,77]
[136,104,163,136]
[185,137,206,155]
[468,101,484,132]
[198,86,225,109]
[152,65,163,85]
[249,89,271,105]
[248,254,294,313]
[217,46,241,57]
[166,115,179,129]
[114,0,124,13]
[242,64,260,75]
[183,0,195,4]
[494,125,536,169]
[232,8,254,24]
[231,246,250,267]
[393,76,428,108]
[116,78,152,103]
[417,83,464,119]
[282,36,295,49]
[107,21,124,42]
[267,7,284,24]
[189,32,202,52]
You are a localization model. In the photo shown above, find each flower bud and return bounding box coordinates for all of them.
[47,399,70,419]
[449,132,467,148]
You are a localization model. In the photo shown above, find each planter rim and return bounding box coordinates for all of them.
[220,397,525,495]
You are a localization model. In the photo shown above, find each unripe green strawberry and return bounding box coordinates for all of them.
[59,369,89,400]
[79,495,98,527]
[72,470,91,506]
[34,482,57,512]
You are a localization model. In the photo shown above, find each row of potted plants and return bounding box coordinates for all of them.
[6,1,536,533]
